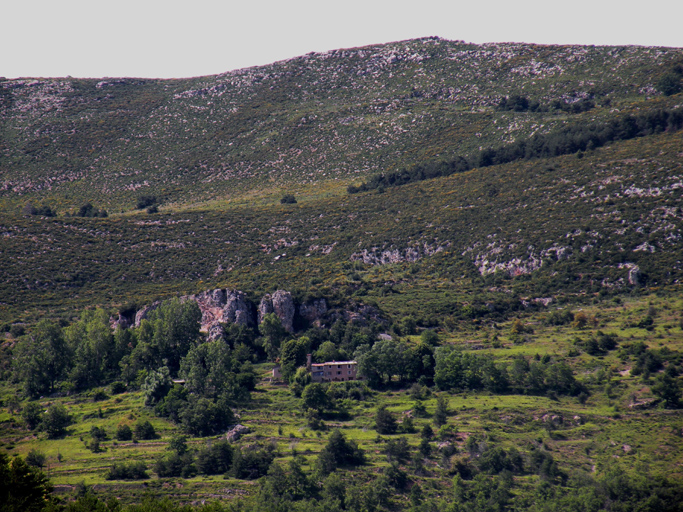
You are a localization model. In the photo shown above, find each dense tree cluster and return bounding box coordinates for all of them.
[21,203,56,217]
[10,299,257,437]
[434,347,583,397]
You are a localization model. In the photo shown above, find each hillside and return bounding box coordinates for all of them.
[1,129,682,325]
[1,38,682,212]
[1,38,683,512]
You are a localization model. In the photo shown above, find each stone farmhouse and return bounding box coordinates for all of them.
[271,354,360,382]
[307,354,359,383]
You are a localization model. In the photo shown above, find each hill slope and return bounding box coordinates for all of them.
[1,38,682,212]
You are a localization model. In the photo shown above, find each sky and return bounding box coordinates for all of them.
[3,0,683,79]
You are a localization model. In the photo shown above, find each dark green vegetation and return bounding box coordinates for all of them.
[2,38,683,511]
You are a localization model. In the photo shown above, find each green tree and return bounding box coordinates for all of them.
[0,453,54,512]
[434,394,448,427]
[13,320,70,397]
[260,313,287,361]
[134,420,156,440]
[652,373,682,408]
[290,366,311,397]
[179,340,246,401]
[196,440,233,475]
[420,329,440,346]
[129,299,201,377]
[180,397,235,437]
[374,405,397,435]
[142,366,172,406]
[42,404,71,438]
[316,430,365,475]
[24,450,46,469]
[657,72,683,96]
[21,403,43,431]
[66,309,117,389]
[115,424,133,441]
[355,339,412,386]
[280,337,309,383]
[315,341,340,363]
[302,382,330,412]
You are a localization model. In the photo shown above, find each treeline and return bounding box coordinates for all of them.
[348,338,584,398]
[433,347,584,397]
[348,106,683,194]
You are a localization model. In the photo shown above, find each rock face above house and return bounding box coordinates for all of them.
[134,301,161,327]
[299,298,327,326]
[258,290,295,332]
[131,288,374,337]
[191,289,255,333]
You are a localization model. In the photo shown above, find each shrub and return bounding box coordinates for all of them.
[115,424,133,441]
[434,395,448,427]
[136,195,157,209]
[105,461,148,480]
[179,397,235,437]
[196,440,234,475]
[110,381,126,394]
[25,449,46,468]
[316,430,365,475]
[280,194,297,204]
[385,437,411,464]
[77,203,108,218]
[374,406,397,435]
[90,426,108,441]
[134,420,156,440]
[21,402,43,430]
[42,404,71,438]
[231,443,277,480]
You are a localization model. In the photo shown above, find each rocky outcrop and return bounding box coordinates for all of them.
[131,288,342,336]
[628,264,641,286]
[225,424,249,442]
[134,301,161,327]
[111,309,135,330]
[299,298,327,326]
[191,289,255,334]
[259,290,295,332]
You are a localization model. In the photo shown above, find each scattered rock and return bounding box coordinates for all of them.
[225,424,249,442]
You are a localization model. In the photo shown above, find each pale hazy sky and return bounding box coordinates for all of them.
[3,0,682,79]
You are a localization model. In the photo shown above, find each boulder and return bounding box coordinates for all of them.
[223,290,254,326]
[225,424,249,442]
[191,289,255,333]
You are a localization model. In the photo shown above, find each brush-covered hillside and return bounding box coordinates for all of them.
[2,38,683,512]
[1,38,683,323]
[1,37,682,211]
